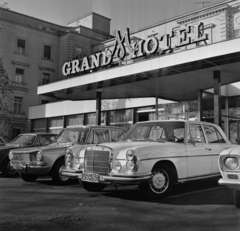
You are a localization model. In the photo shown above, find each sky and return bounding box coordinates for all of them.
[3,0,226,33]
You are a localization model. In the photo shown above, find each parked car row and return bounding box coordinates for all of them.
[1,121,240,208]
[8,125,127,184]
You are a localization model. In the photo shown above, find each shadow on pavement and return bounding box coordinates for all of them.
[98,177,234,206]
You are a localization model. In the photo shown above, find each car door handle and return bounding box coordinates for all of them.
[225,147,231,149]
[205,148,211,151]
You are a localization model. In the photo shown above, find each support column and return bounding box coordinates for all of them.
[96,92,102,125]
[155,96,159,120]
[63,116,67,128]
[46,118,50,133]
[132,108,138,124]
[225,97,229,138]
[213,70,221,126]
[198,90,203,121]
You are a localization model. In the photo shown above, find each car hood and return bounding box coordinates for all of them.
[219,145,240,156]
[95,140,185,160]
[11,142,78,153]
[0,144,24,151]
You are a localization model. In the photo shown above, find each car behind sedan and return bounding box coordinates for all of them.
[218,147,240,208]
[10,126,127,185]
[0,133,57,177]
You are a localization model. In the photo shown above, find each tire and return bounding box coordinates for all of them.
[21,173,38,182]
[1,158,18,177]
[80,180,106,192]
[233,190,240,209]
[139,164,174,200]
[51,159,70,185]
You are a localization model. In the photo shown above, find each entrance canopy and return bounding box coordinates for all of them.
[38,38,240,101]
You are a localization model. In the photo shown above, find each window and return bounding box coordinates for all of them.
[15,68,24,83]
[17,39,25,54]
[42,73,50,85]
[36,135,56,146]
[235,29,240,38]
[203,125,226,143]
[14,97,22,114]
[110,129,126,142]
[43,45,51,59]
[188,124,205,143]
[75,46,82,59]
[88,129,110,144]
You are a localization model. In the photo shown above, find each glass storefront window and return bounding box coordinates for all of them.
[49,117,63,134]
[110,109,132,123]
[32,119,47,132]
[86,113,96,125]
[66,114,84,126]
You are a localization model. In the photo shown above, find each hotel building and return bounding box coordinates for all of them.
[1,0,240,143]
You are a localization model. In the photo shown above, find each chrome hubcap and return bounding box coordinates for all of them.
[150,169,169,194]
[59,165,68,181]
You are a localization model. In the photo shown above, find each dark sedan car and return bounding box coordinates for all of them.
[0,133,57,177]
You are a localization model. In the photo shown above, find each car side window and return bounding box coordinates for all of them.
[188,124,206,143]
[110,129,126,142]
[173,128,185,143]
[203,125,226,143]
[37,136,49,146]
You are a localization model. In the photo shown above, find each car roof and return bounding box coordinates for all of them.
[17,133,57,136]
[64,125,127,130]
[136,120,219,126]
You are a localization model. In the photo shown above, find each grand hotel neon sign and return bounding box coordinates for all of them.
[62,22,208,76]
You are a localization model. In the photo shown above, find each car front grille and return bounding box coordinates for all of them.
[84,146,111,175]
[12,152,37,162]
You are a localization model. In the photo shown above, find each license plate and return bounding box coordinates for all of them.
[13,163,23,170]
[82,173,99,182]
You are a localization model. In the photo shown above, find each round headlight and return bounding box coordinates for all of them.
[9,151,13,160]
[36,150,43,161]
[66,148,73,157]
[112,160,122,171]
[224,157,239,171]
[126,149,135,161]
[126,160,135,171]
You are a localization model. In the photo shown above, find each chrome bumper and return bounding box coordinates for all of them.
[218,178,240,191]
[78,172,151,185]
[11,162,50,175]
[61,169,82,179]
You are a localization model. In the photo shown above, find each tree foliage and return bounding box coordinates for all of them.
[0,58,14,141]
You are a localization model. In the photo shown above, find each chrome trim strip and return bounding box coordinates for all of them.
[141,154,221,161]
[178,173,220,182]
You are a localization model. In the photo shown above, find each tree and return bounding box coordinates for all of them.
[0,58,14,141]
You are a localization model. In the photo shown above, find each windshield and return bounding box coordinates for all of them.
[56,128,89,144]
[10,134,37,145]
[123,122,185,143]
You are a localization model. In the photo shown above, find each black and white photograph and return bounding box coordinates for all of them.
[1,0,240,230]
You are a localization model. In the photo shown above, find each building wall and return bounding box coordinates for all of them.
[0,8,111,138]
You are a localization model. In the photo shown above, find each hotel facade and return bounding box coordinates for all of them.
[1,0,240,143]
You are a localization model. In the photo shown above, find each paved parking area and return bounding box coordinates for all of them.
[0,175,240,231]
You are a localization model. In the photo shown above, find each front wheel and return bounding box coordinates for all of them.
[139,165,174,200]
[80,180,106,192]
[1,158,18,177]
[51,159,70,185]
[21,174,38,182]
[233,190,240,208]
